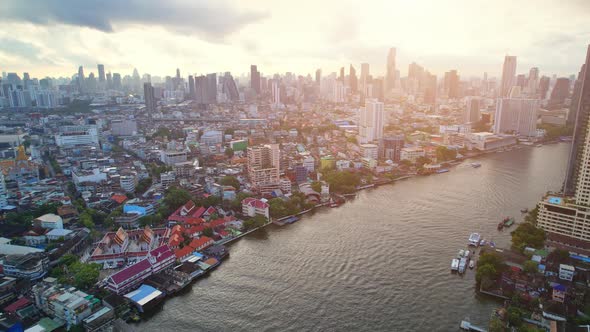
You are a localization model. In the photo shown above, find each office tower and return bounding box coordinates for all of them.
[143,82,156,120]
[250,65,261,94]
[424,73,437,104]
[500,56,517,97]
[221,72,239,102]
[315,69,321,85]
[247,144,280,191]
[86,73,97,92]
[112,73,122,90]
[493,97,539,136]
[349,65,358,93]
[564,45,590,195]
[194,75,207,104]
[106,72,112,89]
[527,67,539,95]
[463,97,481,124]
[359,99,384,143]
[539,76,550,100]
[339,67,345,82]
[23,72,30,81]
[97,64,105,82]
[77,66,85,92]
[360,63,369,94]
[444,70,459,99]
[569,64,586,126]
[386,47,397,92]
[206,73,217,103]
[132,68,141,93]
[379,135,405,162]
[371,78,384,102]
[176,68,180,80]
[515,74,526,88]
[188,75,195,100]
[272,80,281,107]
[548,77,570,107]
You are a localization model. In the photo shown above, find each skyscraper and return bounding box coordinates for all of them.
[206,73,217,103]
[360,63,369,94]
[221,72,239,102]
[359,99,384,143]
[143,82,156,120]
[379,135,405,162]
[548,77,570,108]
[463,97,481,124]
[188,75,195,100]
[527,67,539,96]
[493,97,539,136]
[569,64,586,126]
[97,64,105,82]
[112,73,122,91]
[271,79,281,107]
[423,73,437,104]
[315,69,321,85]
[339,67,345,82]
[444,70,459,99]
[564,45,590,195]
[250,65,260,94]
[500,56,517,97]
[77,66,85,93]
[247,144,280,192]
[539,76,551,100]
[349,64,358,93]
[386,48,397,92]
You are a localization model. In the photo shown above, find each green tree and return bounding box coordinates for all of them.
[80,210,95,229]
[242,214,267,231]
[415,156,432,167]
[511,222,545,251]
[310,181,322,193]
[225,147,234,158]
[489,317,506,332]
[69,262,101,290]
[135,178,152,194]
[219,176,240,190]
[435,146,457,162]
[164,187,193,211]
[507,306,524,327]
[202,227,214,237]
[523,260,538,274]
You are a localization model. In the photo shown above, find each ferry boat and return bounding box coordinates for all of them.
[502,217,515,228]
[470,162,481,168]
[468,233,481,246]
[497,221,504,231]
[469,261,475,269]
[436,168,450,174]
[479,239,486,246]
[458,258,467,274]
[451,259,459,271]
[520,208,528,213]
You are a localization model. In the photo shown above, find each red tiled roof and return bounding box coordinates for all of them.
[168,202,206,222]
[189,236,213,250]
[4,297,31,314]
[242,197,269,209]
[111,194,128,205]
[175,246,193,260]
[109,259,152,285]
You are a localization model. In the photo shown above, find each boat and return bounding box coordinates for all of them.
[497,221,504,231]
[458,249,465,258]
[479,239,486,246]
[470,162,481,168]
[451,258,459,271]
[520,208,528,213]
[469,260,475,269]
[458,258,467,274]
[501,216,515,228]
[468,233,481,246]
[436,168,450,174]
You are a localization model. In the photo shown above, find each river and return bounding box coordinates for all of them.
[139,143,570,331]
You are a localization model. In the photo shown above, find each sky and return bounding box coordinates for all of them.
[0,0,589,80]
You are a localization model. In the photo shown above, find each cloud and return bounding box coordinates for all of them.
[0,38,43,61]
[0,0,268,41]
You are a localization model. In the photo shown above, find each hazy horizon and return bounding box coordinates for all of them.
[1,0,589,78]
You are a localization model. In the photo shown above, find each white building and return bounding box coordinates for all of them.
[34,214,63,229]
[55,125,99,147]
[303,156,315,172]
[400,147,425,163]
[241,197,269,220]
[559,264,574,281]
[72,168,107,185]
[463,97,481,124]
[493,98,539,137]
[160,151,187,165]
[358,99,384,143]
[111,119,138,136]
[120,174,138,193]
[360,143,379,160]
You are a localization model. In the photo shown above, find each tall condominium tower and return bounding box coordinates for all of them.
[500,56,517,97]
[386,48,397,92]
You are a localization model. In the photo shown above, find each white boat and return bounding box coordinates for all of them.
[458,249,465,258]
[469,261,475,269]
[470,162,481,168]
[468,233,481,246]
[458,258,467,274]
[451,259,459,271]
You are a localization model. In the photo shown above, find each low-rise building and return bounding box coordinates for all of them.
[2,253,49,280]
[400,147,425,163]
[559,264,574,281]
[34,213,63,229]
[242,197,270,220]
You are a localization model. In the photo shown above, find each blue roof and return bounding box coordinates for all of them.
[570,254,590,263]
[192,252,204,258]
[126,284,159,302]
[548,196,562,204]
[553,284,566,291]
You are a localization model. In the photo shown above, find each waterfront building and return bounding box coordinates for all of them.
[463,97,481,124]
[242,197,270,220]
[2,253,49,280]
[465,132,516,151]
[360,143,379,160]
[400,147,425,163]
[493,98,539,137]
[247,144,280,192]
[378,135,404,162]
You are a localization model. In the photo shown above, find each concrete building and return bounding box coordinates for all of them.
[379,135,404,161]
[160,151,187,165]
[55,125,99,147]
[464,97,481,124]
[493,98,539,137]
[34,214,63,229]
[111,119,138,136]
[466,132,516,151]
[2,253,49,280]
[500,55,517,97]
[247,144,280,191]
[400,147,425,163]
[360,143,379,160]
[358,99,384,143]
[241,197,270,220]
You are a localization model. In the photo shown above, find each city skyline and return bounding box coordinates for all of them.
[1,0,589,78]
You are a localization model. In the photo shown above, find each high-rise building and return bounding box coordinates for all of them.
[539,76,551,100]
[386,48,397,92]
[493,97,539,136]
[359,99,384,143]
[315,69,321,85]
[564,45,590,195]
[360,63,369,94]
[250,65,260,94]
[106,72,112,89]
[188,75,195,100]
[339,67,345,82]
[97,64,105,82]
[379,135,405,162]
[77,66,85,93]
[500,56,517,97]
[548,77,571,107]
[143,82,156,120]
[464,97,481,124]
[112,73,122,90]
[221,72,239,102]
[247,144,280,192]
[271,79,281,107]
[537,47,590,245]
[569,64,586,126]
[206,73,217,104]
[423,73,437,104]
[444,70,459,99]
[527,67,539,96]
[349,64,358,93]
